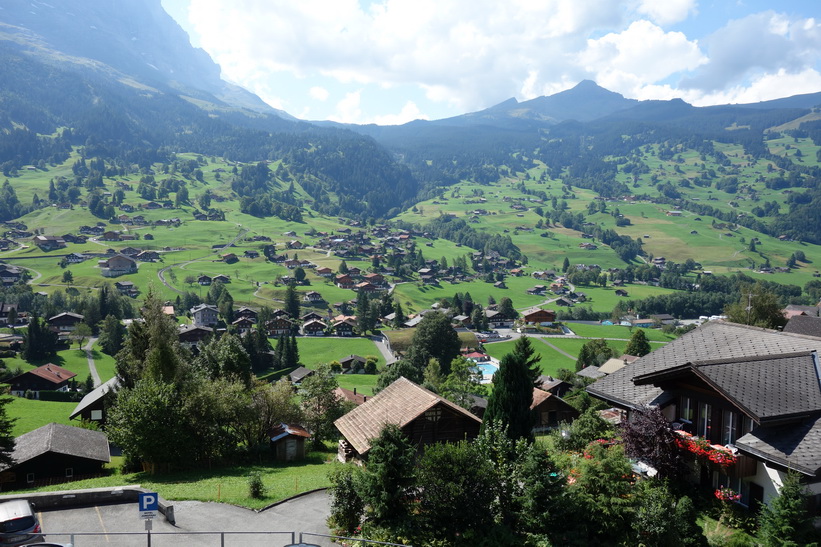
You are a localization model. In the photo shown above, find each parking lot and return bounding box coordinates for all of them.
[34,490,334,546]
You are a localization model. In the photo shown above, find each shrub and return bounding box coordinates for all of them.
[248,471,265,499]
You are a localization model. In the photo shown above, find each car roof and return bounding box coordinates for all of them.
[0,499,33,520]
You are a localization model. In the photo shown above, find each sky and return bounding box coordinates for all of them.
[160,0,821,125]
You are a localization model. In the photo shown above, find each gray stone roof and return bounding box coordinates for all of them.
[783,315,821,337]
[634,351,821,423]
[69,376,120,420]
[588,321,821,409]
[5,423,109,470]
[736,416,821,475]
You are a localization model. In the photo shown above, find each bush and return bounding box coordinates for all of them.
[248,471,265,499]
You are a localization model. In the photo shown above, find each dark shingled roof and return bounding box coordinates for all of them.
[783,315,821,338]
[634,351,821,423]
[5,423,109,470]
[588,321,821,409]
[736,416,821,476]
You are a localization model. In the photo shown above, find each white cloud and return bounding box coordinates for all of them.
[329,90,363,123]
[184,1,821,120]
[635,0,697,26]
[309,86,329,101]
[372,101,429,125]
[578,20,706,96]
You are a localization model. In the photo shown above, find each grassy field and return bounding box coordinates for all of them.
[8,398,77,437]
[296,337,383,368]
[564,323,676,342]
[484,339,576,376]
[8,449,340,510]
[383,329,478,354]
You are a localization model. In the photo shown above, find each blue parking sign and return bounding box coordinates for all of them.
[138,492,159,519]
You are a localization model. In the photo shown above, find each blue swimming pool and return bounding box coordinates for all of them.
[476,363,498,376]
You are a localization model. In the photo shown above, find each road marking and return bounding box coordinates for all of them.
[95,505,111,542]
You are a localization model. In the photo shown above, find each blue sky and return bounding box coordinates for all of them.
[161,0,821,125]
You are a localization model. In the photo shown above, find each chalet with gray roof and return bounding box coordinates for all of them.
[1,423,109,489]
[587,320,821,509]
[191,304,219,327]
[289,366,315,385]
[70,376,120,424]
[783,314,821,338]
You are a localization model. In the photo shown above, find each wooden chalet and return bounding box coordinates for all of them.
[47,312,84,332]
[69,377,120,425]
[521,308,556,325]
[588,321,821,510]
[9,364,76,398]
[531,388,579,432]
[339,354,366,370]
[335,377,482,461]
[178,324,213,347]
[302,319,327,336]
[267,317,294,336]
[289,366,315,385]
[0,423,109,489]
[334,386,368,406]
[331,319,356,337]
[231,317,255,334]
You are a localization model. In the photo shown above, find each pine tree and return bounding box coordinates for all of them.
[625,329,652,357]
[759,472,815,546]
[393,300,406,328]
[284,283,300,319]
[483,351,534,441]
[512,335,541,385]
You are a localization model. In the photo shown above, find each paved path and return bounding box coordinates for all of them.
[83,337,101,387]
[371,335,397,365]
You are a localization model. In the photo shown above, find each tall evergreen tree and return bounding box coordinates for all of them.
[483,351,534,441]
[512,335,541,385]
[625,329,652,357]
[284,283,300,319]
[759,472,816,547]
[392,300,406,328]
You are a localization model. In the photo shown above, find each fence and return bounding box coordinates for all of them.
[33,530,412,546]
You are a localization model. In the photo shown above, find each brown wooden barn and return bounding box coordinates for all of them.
[334,377,482,462]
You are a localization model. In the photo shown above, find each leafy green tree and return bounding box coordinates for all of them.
[483,351,534,441]
[328,465,365,536]
[422,357,443,392]
[416,440,496,544]
[498,297,517,319]
[569,442,634,544]
[575,338,614,371]
[356,424,416,528]
[724,282,787,329]
[406,311,461,375]
[374,359,422,393]
[298,364,345,448]
[625,328,652,357]
[73,322,93,349]
[294,266,306,284]
[229,379,302,451]
[98,314,126,356]
[440,356,485,409]
[556,407,614,452]
[62,270,73,284]
[195,333,252,387]
[759,472,817,547]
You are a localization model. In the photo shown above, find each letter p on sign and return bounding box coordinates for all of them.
[139,492,159,520]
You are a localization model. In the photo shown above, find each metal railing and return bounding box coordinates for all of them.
[37,530,412,546]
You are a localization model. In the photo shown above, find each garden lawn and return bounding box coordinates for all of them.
[8,397,76,436]
[296,337,383,369]
[90,344,118,382]
[7,452,341,510]
[563,323,675,343]
[483,339,576,377]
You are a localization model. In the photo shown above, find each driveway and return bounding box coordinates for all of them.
[36,490,334,547]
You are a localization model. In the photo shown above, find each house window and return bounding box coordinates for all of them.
[424,407,442,422]
[740,416,753,438]
[698,402,711,439]
[65,468,73,478]
[26,473,34,484]
[680,397,694,422]
[91,410,103,421]
[722,410,738,445]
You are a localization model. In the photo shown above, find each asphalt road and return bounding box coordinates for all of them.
[36,490,334,547]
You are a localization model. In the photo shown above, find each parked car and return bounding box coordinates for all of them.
[0,499,42,545]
